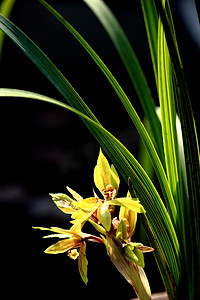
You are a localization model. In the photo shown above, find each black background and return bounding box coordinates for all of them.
[0,1,199,299]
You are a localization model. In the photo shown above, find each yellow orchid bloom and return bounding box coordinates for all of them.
[33,223,103,285]
[34,149,150,288]
[33,223,83,254]
[49,149,145,233]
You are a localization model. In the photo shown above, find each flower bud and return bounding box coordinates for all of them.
[124,243,145,268]
[97,203,111,232]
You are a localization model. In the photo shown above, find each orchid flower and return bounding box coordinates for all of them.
[50,149,145,233]
[34,149,153,297]
[33,223,103,284]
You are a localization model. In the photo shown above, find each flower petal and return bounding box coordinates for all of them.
[110,164,120,191]
[50,193,77,214]
[78,242,88,285]
[73,197,99,212]
[108,198,146,213]
[119,206,137,238]
[66,186,83,202]
[71,209,96,224]
[44,238,81,254]
[33,226,72,235]
[88,219,106,235]
[94,148,112,193]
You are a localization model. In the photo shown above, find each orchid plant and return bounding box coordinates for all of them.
[0,0,200,299]
[34,149,153,298]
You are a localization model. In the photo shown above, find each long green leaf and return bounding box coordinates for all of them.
[155,1,200,298]
[0,0,15,59]
[157,13,184,234]
[195,0,200,23]
[0,88,180,285]
[83,0,164,166]
[0,14,97,124]
[0,10,181,288]
[38,0,177,229]
[140,0,158,82]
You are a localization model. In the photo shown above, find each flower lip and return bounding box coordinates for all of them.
[102,185,117,201]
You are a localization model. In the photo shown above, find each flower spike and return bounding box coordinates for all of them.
[34,149,151,293]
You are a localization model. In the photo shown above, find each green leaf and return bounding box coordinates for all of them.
[157,12,184,230]
[0,13,98,126]
[140,0,158,81]
[83,0,164,164]
[0,88,180,285]
[0,0,16,60]
[0,10,178,280]
[155,1,200,297]
[139,213,177,300]
[35,0,178,246]
[195,0,200,23]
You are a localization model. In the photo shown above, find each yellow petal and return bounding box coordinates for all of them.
[110,164,120,191]
[94,165,104,193]
[88,219,106,235]
[73,197,99,212]
[44,238,81,254]
[50,193,77,214]
[70,223,84,236]
[71,209,96,224]
[33,226,72,235]
[119,207,137,238]
[66,186,83,202]
[108,198,146,213]
[78,242,88,285]
[94,148,111,193]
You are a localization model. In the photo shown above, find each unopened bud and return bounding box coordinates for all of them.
[97,203,111,232]
[124,243,145,268]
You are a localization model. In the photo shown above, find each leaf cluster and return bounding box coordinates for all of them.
[0,0,199,299]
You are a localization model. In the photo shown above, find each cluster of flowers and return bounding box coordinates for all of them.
[34,149,153,285]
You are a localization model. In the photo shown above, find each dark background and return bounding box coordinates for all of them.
[0,0,199,299]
